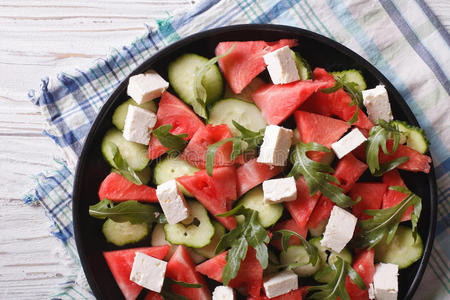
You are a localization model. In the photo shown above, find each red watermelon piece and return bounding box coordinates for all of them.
[285,176,321,229]
[181,124,234,169]
[345,249,375,300]
[236,158,281,197]
[103,246,170,300]
[144,292,163,300]
[148,91,205,159]
[252,80,331,125]
[216,39,298,94]
[248,287,310,300]
[350,183,388,220]
[271,218,308,251]
[166,246,211,300]
[382,170,413,221]
[196,247,263,297]
[295,110,350,161]
[98,172,157,202]
[177,166,237,229]
[379,140,431,173]
[307,195,334,230]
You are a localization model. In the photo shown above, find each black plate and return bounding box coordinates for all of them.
[73,24,437,300]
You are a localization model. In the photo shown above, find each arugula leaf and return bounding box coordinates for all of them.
[354,185,422,249]
[215,206,270,285]
[372,156,409,177]
[153,124,189,156]
[365,120,402,174]
[106,142,142,185]
[288,142,357,207]
[274,230,319,267]
[194,43,236,118]
[160,278,202,300]
[308,257,366,300]
[89,199,163,224]
[205,121,265,176]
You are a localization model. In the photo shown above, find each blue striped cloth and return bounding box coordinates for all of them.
[24,0,449,299]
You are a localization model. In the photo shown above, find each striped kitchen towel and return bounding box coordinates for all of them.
[25,0,449,299]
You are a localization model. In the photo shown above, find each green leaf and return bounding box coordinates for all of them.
[321,80,343,93]
[107,142,143,185]
[274,230,319,266]
[205,137,239,176]
[372,156,409,177]
[153,124,189,156]
[160,278,202,300]
[366,120,402,174]
[222,236,248,285]
[354,185,422,249]
[288,142,357,207]
[89,199,162,224]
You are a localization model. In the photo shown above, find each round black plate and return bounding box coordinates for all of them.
[73,24,437,300]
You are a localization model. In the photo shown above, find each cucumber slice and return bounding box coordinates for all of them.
[238,187,283,228]
[374,225,423,269]
[309,220,327,237]
[208,98,266,136]
[112,98,157,131]
[223,77,266,102]
[164,201,215,248]
[101,128,149,171]
[112,166,152,185]
[153,156,199,197]
[194,221,226,258]
[168,53,223,117]
[332,69,367,91]
[280,245,322,277]
[291,51,312,80]
[392,120,429,154]
[103,219,148,246]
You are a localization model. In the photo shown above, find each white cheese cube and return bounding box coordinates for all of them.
[263,177,297,204]
[263,46,300,84]
[129,252,167,293]
[373,263,398,300]
[212,285,235,300]
[321,206,357,253]
[263,270,298,299]
[331,128,367,159]
[156,179,189,225]
[369,283,375,299]
[362,85,393,124]
[257,125,293,166]
[127,70,169,104]
[123,105,157,145]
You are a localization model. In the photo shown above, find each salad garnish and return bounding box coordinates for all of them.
[107,142,143,185]
[160,278,203,300]
[372,156,409,177]
[274,229,319,268]
[153,124,189,156]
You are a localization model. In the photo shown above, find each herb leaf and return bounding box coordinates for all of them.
[309,257,366,300]
[160,278,202,300]
[153,124,189,156]
[89,199,163,224]
[106,142,143,185]
[274,230,319,266]
[288,142,357,207]
[215,206,270,285]
[354,186,422,249]
[372,156,409,177]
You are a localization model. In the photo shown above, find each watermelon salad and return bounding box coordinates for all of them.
[88,38,432,300]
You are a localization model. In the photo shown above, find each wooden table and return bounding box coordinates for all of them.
[0,1,448,298]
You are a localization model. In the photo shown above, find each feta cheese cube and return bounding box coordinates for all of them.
[257,125,293,166]
[156,179,189,225]
[123,105,157,145]
[263,177,297,204]
[373,263,399,300]
[321,206,357,253]
[212,286,235,300]
[263,46,300,84]
[369,283,375,300]
[127,70,169,104]
[263,270,298,299]
[130,252,167,293]
[362,85,393,124]
[331,128,367,159]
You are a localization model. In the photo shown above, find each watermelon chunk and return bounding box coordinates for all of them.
[252,80,330,125]
[345,249,375,300]
[248,287,310,300]
[196,247,263,297]
[148,91,205,159]
[103,246,170,300]
[294,110,350,161]
[350,183,388,220]
[98,172,157,202]
[285,176,320,229]
[270,218,308,251]
[216,39,298,94]
[236,158,281,197]
[177,166,237,229]
[379,140,431,173]
[382,170,413,221]
[181,124,234,169]
[166,246,211,300]
[144,292,163,300]
[307,195,335,230]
